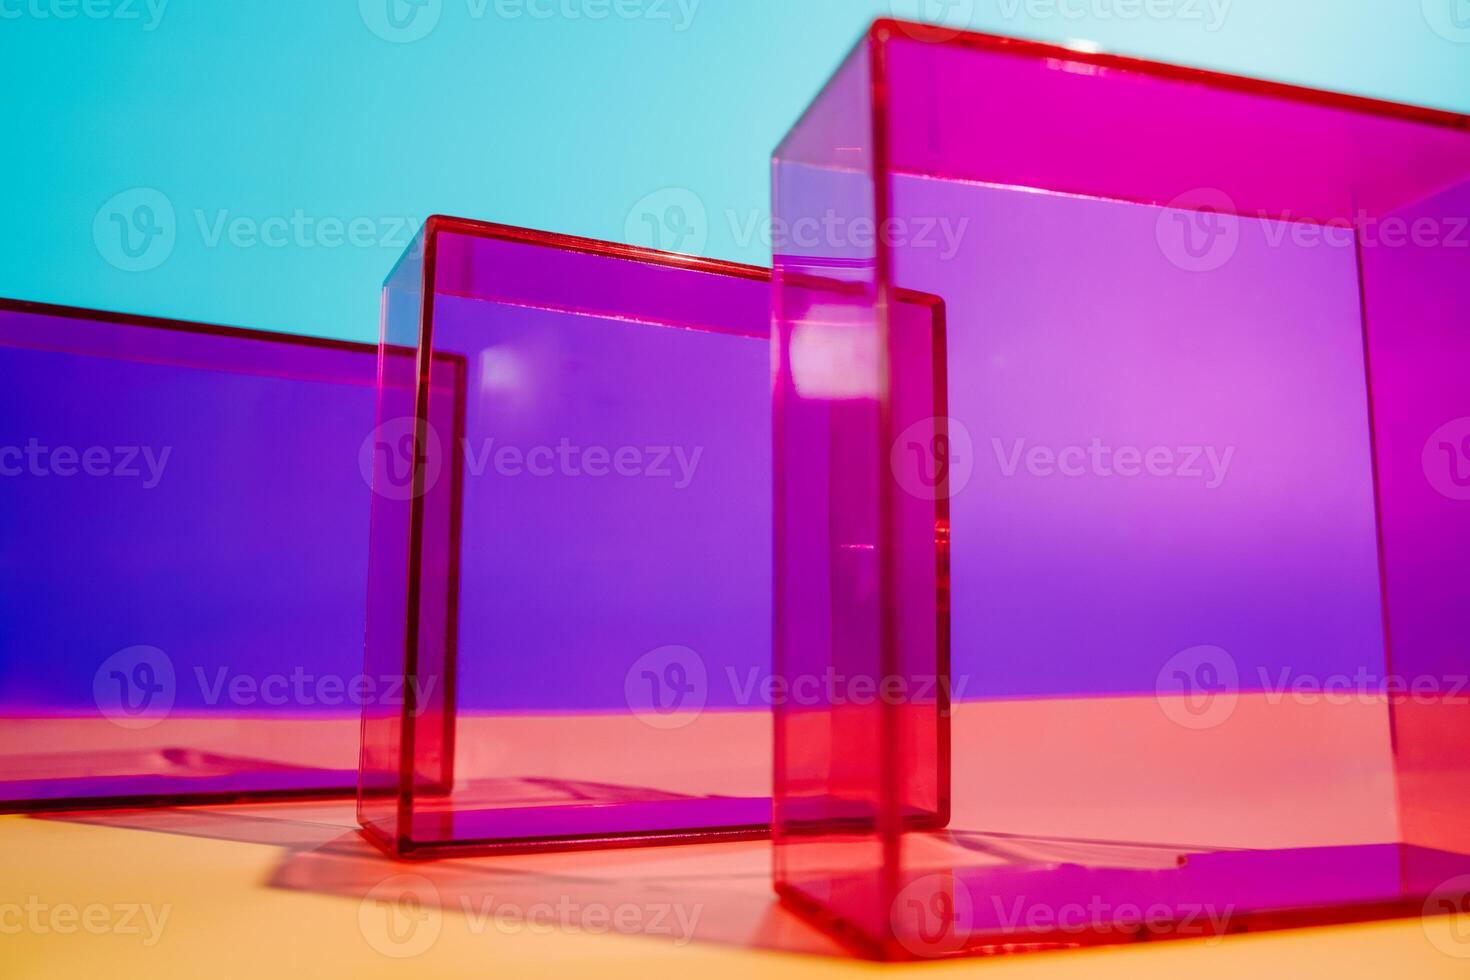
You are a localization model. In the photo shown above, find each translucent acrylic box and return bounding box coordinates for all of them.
[772,20,1470,959]
[0,300,378,810]
[358,219,778,855]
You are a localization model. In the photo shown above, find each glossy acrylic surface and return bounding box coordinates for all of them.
[360,220,775,854]
[772,20,1470,960]
[0,301,377,810]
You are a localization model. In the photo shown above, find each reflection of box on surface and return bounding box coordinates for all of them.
[772,20,1470,959]
[0,300,379,810]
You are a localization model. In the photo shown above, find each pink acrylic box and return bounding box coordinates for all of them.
[358,218,946,857]
[357,219,777,856]
[773,20,1470,959]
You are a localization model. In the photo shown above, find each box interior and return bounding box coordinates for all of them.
[773,27,1470,956]
[0,306,375,809]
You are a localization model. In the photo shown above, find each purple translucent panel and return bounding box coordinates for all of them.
[774,20,1470,960]
[0,300,378,810]
[360,220,775,855]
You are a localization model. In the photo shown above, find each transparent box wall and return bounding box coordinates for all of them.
[772,21,1470,959]
[359,220,776,855]
[0,301,377,810]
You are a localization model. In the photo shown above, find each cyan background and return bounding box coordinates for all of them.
[2,0,1467,344]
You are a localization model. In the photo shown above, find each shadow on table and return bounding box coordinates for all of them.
[34,780,1207,959]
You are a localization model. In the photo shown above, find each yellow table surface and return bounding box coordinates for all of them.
[4,800,1469,979]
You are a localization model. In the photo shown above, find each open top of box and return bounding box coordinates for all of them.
[780,21,1470,222]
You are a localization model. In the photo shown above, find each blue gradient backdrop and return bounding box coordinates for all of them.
[1,0,1467,343]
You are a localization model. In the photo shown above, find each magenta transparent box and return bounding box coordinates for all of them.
[772,20,1470,959]
[358,218,777,855]
[0,299,378,811]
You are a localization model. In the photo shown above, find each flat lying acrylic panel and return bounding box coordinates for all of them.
[360,219,778,855]
[773,20,1470,960]
[0,300,378,811]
